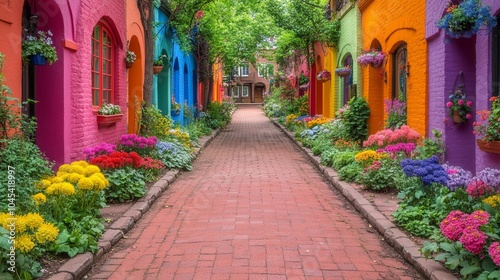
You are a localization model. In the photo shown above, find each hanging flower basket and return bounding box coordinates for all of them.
[126,61,134,69]
[476,139,500,154]
[96,114,123,127]
[334,67,351,78]
[316,70,331,81]
[153,65,163,74]
[436,0,497,39]
[299,82,310,90]
[29,54,47,66]
[357,50,386,68]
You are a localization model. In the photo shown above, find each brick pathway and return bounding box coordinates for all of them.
[87,104,423,280]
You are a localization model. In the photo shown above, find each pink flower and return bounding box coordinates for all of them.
[459,228,487,255]
[446,102,453,108]
[458,99,465,106]
[467,101,473,107]
[468,210,490,228]
[489,242,500,266]
[440,210,468,241]
[466,114,472,119]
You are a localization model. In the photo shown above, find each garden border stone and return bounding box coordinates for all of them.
[270,118,458,280]
[46,128,222,280]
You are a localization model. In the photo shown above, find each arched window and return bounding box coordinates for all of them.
[493,15,500,97]
[91,22,114,107]
[392,44,407,100]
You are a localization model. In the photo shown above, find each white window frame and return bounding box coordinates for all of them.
[240,65,249,77]
[231,86,239,97]
[241,85,249,97]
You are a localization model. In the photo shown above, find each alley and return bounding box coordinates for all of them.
[87,105,422,280]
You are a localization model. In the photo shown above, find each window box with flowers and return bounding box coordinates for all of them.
[474,96,500,154]
[357,49,386,68]
[22,30,58,65]
[334,66,351,78]
[446,83,472,124]
[436,0,497,39]
[153,54,166,74]
[125,50,136,69]
[316,70,331,82]
[96,103,123,127]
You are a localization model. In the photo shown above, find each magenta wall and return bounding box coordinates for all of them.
[34,0,127,164]
[426,0,500,173]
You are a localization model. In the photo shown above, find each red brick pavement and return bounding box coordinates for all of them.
[87,104,423,280]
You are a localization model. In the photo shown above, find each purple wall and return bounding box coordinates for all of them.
[427,0,500,173]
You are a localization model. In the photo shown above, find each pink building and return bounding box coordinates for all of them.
[2,0,128,165]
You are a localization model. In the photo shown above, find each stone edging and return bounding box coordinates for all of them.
[270,119,457,280]
[48,128,222,280]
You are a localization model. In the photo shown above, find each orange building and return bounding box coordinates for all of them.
[358,0,427,136]
[126,0,145,134]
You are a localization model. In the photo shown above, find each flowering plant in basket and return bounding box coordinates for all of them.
[357,50,386,68]
[473,96,500,141]
[22,30,58,64]
[446,83,472,123]
[437,0,497,39]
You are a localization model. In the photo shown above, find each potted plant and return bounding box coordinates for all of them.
[473,96,500,154]
[446,83,472,123]
[357,49,386,68]
[171,96,181,116]
[96,103,123,127]
[334,66,351,78]
[299,73,310,89]
[125,50,136,69]
[436,0,497,39]
[153,54,167,74]
[22,30,58,65]
[316,70,331,82]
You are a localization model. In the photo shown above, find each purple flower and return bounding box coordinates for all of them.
[442,164,473,191]
[476,168,500,191]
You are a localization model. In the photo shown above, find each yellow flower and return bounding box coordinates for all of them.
[15,234,35,253]
[56,171,69,177]
[32,193,47,204]
[59,182,75,196]
[67,173,84,184]
[35,222,59,244]
[50,176,64,184]
[24,213,44,230]
[355,150,383,163]
[56,173,70,181]
[71,160,89,168]
[37,179,52,189]
[84,165,101,176]
[45,183,59,195]
[58,164,72,173]
[70,165,85,175]
[89,175,106,190]
[0,213,11,229]
[484,195,500,209]
[77,177,94,190]
[15,216,27,234]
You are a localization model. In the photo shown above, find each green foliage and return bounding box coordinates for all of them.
[0,227,40,279]
[359,158,406,192]
[332,150,357,171]
[156,141,193,171]
[104,169,146,203]
[51,216,104,257]
[343,97,370,143]
[319,148,341,167]
[338,162,363,183]
[202,102,232,129]
[0,139,54,213]
[415,129,445,161]
[138,105,174,139]
[22,30,58,64]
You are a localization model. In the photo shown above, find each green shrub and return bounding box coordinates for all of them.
[104,168,146,202]
[359,158,406,191]
[338,162,363,183]
[343,97,370,143]
[0,139,53,213]
[156,140,193,171]
[332,150,357,171]
[202,102,232,129]
[138,105,174,139]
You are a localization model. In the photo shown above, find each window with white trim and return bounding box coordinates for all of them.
[241,86,249,97]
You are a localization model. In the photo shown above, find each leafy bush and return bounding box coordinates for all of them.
[138,105,174,139]
[156,141,193,171]
[359,158,406,191]
[338,162,363,183]
[343,97,370,143]
[319,148,341,167]
[0,139,54,213]
[104,168,146,202]
[202,102,232,129]
[332,150,357,171]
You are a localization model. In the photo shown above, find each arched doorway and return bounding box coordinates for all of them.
[157,50,170,116]
[254,83,265,103]
[127,35,143,134]
[341,54,353,105]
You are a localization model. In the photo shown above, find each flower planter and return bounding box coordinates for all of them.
[357,51,386,68]
[452,111,463,124]
[126,61,134,69]
[317,70,331,81]
[335,68,351,78]
[476,139,500,155]
[30,54,46,65]
[171,109,180,116]
[96,114,123,127]
[153,65,163,74]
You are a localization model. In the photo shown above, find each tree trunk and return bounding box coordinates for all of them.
[138,0,154,105]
